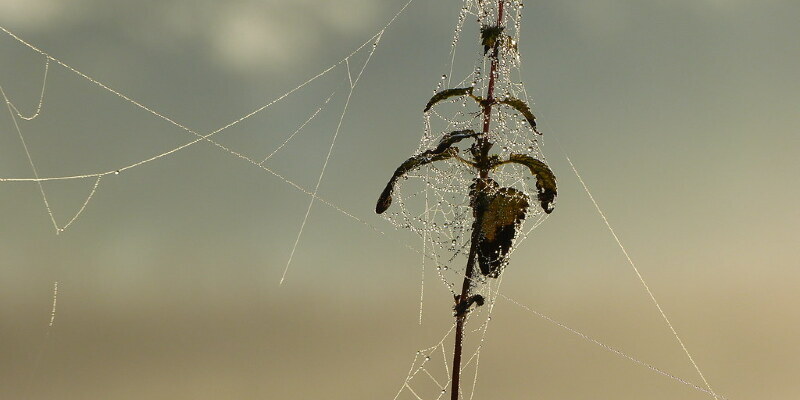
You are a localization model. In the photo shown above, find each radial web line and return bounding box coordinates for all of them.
[0,24,357,146]
[497,292,727,399]
[395,353,426,400]
[392,221,727,400]
[0,61,336,183]
[0,47,359,228]
[405,383,425,400]
[157,114,373,231]
[465,274,507,400]
[439,342,451,391]
[422,368,445,390]
[393,325,457,400]
[419,169,432,325]
[280,31,384,285]
[0,93,385,247]
[26,281,60,394]
[564,155,719,399]
[346,58,354,88]
[1,84,58,233]
[48,281,59,327]
[0,26,378,183]
[376,175,725,398]
[419,213,427,324]
[0,86,391,248]
[394,272,506,400]
[259,93,334,165]
[0,0,417,236]
[61,176,102,232]
[1,90,425,265]
[7,56,48,121]
[468,351,480,400]
[0,0,416,141]
[446,1,470,87]
[1,26,193,137]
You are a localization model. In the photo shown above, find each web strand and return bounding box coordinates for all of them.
[0,0,415,235]
[498,292,726,399]
[259,93,334,165]
[61,176,102,232]
[6,56,48,121]
[48,281,59,327]
[419,183,429,325]
[280,31,384,285]
[0,23,374,184]
[1,84,59,233]
[395,265,507,400]
[564,156,719,399]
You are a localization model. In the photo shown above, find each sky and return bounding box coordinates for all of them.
[1,0,799,399]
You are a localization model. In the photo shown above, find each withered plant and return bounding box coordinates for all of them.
[376,1,557,398]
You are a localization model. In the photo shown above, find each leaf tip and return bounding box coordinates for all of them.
[376,186,393,214]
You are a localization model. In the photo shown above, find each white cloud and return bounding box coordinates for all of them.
[0,0,386,74]
[210,5,312,72]
[200,0,384,73]
[0,0,72,29]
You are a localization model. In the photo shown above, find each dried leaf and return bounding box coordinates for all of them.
[377,130,478,214]
[454,294,485,316]
[433,129,478,153]
[375,129,478,214]
[497,97,540,134]
[470,179,529,277]
[424,87,474,112]
[507,154,557,213]
[376,147,458,214]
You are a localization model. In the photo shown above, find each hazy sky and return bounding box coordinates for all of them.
[1,1,799,399]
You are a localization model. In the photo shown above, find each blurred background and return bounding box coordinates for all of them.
[1,0,798,399]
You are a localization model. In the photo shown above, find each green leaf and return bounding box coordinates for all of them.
[480,25,504,55]
[424,87,474,112]
[497,97,540,134]
[505,154,557,213]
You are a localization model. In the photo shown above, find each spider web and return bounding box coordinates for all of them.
[383,3,549,395]
[0,1,725,399]
[382,0,548,292]
[370,1,722,399]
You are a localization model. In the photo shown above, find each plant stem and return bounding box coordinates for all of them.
[450,1,505,399]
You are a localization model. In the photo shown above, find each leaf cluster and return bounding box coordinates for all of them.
[376,18,557,280]
[424,87,541,134]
